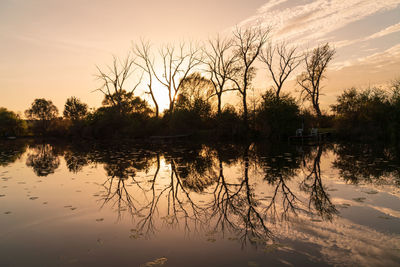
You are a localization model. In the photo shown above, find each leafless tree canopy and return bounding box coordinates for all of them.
[133,40,160,117]
[152,42,203,113]
[230,26,270,126]
[95,54,142,113]
[260,42,301,98]
[297,43,335,118]
[203,35,238,115]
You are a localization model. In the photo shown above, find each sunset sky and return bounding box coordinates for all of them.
[1,0,399,114]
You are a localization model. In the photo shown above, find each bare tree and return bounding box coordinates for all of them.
[133,40,160,118]
[260,42,301,98]
[230,26,270,128]
[203,35,238,115]
[95,53,142,114]
[152,42,202,113]
[297,43,335,118]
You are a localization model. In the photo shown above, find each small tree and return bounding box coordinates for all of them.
[297,43,335,119]
[256,90,300,138]
[102,90,153,117]
[63,97,88,121]
[177,72,213,108]
[25,98,58,135]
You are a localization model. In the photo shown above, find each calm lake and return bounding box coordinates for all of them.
[0,140,399,267]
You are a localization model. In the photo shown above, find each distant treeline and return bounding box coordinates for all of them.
[0,26,399,143]
[1,78,399,143]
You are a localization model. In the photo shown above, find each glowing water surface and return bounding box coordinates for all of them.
[0,140,399,267]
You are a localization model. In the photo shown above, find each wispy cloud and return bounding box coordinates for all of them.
[332,43,400,70]
[239,0,400,46]
[335,22,400,48]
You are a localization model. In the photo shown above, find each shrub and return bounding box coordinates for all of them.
[256,90,300,139]
[0,108,27,137]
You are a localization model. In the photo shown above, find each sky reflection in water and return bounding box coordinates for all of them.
[0,140,399,267]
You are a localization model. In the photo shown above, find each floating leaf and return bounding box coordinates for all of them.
[141,257,168,267]
[353,197,366,203]
[129,233,142,240]
[263,243,286,253]
[363,190,378,195]
[96,218,104,222]
[29,197,39,200]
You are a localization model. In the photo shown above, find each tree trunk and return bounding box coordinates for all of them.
[242,91,248,130]
[217,94,222,116]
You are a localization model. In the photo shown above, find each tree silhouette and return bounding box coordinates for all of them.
[203,35,238,115]
[230,26,270,129]
[297,43,335,119]
[95,54,142,114]
[63,96,88,121]
[260,42,301,98]
[25,98,58,135]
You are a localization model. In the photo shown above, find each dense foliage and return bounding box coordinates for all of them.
[331,80,400,142]
[0,108,27,137]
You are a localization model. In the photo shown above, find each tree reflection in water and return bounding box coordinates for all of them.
[0,140,27,167]
[57,142,373,248]
[26,143,60,176]
[300,145,338,221]
[333,143,400,186]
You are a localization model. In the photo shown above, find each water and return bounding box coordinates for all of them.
[0,140,399,267]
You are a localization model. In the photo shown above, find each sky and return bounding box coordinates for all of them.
[0,0,399,114]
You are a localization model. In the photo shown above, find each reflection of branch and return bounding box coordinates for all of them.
[301,146,338,221]
[265,174,302,222]
[100,176,139,221]
[207,148,273,249]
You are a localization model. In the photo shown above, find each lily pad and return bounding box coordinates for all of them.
[129,233,142,239]
[141,257,168,267]
[353,197,366,203]
[363,190,378,195]
[263,243,286,253]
